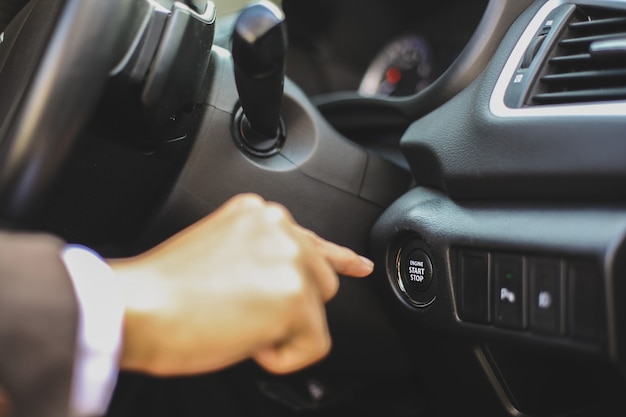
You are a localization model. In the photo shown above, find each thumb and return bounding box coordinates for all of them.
[252,325,332,374]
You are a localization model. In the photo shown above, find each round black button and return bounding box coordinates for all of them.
[401,249,433,294]
[393,239,437,308]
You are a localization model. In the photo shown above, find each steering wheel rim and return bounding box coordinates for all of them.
[0,0,147,222]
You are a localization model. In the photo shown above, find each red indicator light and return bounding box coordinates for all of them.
[385,67,402,84]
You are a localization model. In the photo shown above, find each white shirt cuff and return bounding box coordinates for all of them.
[62,245,124,417]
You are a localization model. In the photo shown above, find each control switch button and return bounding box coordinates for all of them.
[401,249,433,294]
[494,255,525,329]
[529,258,562,335]
[459,251,490,324]
[568,261,605,340]
[395,241,437,308]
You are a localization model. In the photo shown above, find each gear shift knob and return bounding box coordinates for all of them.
[231,1,287,149]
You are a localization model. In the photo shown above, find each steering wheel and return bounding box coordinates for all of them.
[0,0,156,222]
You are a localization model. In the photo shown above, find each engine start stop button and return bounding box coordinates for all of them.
[395,240,437,307]
[402,249,433,292]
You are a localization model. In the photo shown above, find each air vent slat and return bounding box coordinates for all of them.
[559,32,626,49]
[548,53,601,71]
[541,68,626,84]
[533,87,626,104]
[549,53,592,66]
[569,16,626,32]
[527,5,626,107]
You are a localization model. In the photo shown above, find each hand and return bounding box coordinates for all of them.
[0,387,11,417]
[109,194,373,376]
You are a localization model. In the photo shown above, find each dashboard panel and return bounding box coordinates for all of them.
[281,0,489,98]
[368,0,626,416]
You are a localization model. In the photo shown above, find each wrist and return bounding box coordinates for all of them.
[108,256,167,375]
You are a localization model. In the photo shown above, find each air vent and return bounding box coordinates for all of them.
[530,5,626,105]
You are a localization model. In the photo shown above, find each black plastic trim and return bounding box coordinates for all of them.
[402,0,626,200]
[371,187,625,358]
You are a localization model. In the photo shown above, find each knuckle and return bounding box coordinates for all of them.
[281,278,308,304]
[264,202,291,223]
[234,193,266,209]
[300,228,322,245]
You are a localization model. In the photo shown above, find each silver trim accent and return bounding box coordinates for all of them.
[489,0,626,118]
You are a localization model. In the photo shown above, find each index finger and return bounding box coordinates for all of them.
[300,229,374,277]
[322,241,375,277]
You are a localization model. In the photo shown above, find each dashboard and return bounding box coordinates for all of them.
[370,0,626,415]
[281,0,489,98]
[229,0,625,414]
[264,0,626,415]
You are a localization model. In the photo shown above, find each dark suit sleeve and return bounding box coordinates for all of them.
[0,231,79,417]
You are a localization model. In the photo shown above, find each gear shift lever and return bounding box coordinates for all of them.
[231,1,287,155]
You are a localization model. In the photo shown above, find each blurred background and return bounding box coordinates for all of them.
[211,0,283,49]
[212,0,282,18]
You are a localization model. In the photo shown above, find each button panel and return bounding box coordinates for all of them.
[457,249,605,341]
[459,252,490,324]
[493,255,525,329]
[568,261,605,340]
[529,258,563,335]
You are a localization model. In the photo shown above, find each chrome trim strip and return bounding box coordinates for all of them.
[489,0,626,118]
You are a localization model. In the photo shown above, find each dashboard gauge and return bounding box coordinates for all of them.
[359,34,433,97]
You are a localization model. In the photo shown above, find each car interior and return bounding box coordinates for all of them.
[1,0,625,416]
